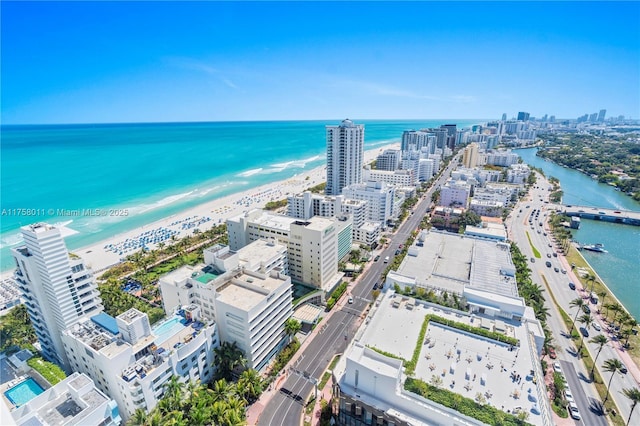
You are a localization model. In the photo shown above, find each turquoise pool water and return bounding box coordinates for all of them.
[153,316,186,344]
[4,378,44,407]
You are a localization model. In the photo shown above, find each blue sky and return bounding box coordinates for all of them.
[2,1,639,124]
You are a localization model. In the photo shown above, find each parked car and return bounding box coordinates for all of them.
[348,296,354,304]
[553,362,562,373]
[582,305,591,314]
[568,282,576,290]
[620,363,628,374]
[374,255,380,262]
[580,327,589,337]
[547,346,557,359]
[568,401,581,420]
[592,322,601,331]
[564,388,574,403]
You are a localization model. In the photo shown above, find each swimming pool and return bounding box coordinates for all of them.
[153,316,186,345]
[4,378,44,407]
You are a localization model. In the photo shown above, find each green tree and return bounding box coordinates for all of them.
[237,368,264,404]
[213,341,247,381]
[568,297,585,334]
[589,334,609,379]
[284,318,302,343]
[127,409,147,426]
[621,387,640,426]
[603,358,624,404]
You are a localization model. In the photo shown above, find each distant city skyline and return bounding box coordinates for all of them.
[2,1,639,124]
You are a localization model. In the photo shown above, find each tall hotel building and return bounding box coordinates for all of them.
[326,119,364,196]
[11,223,103,370]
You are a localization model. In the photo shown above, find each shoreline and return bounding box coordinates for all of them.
[1,143,399,278]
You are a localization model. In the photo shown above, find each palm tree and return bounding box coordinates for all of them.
[598,290,608,311]
[237,368,264,404]
[210,379,234,403]
[213,341,247,380]
[284,318,302,343]
[128,408,147,425]
[621,387,640,426]
[569,297,585,334]
[589,335,609,379]
[585,273,597,296]
[603,358,624,404]
[577,314,593,354]
[163,375,185,411]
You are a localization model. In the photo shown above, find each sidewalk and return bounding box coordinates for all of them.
[246,277,365,425]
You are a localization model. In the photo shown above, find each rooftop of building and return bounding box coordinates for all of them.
[340,290,548,426]
[12,373,112,426]
[237,239,286,268]
[215,272,288,312]
[394,231,518,298]
[252,211,296,231]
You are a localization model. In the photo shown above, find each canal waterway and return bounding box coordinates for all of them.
[517,148,640,320]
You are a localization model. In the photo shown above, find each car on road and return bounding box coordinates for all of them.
[548,243,552,247]
[620,363,628,374]
[374,255,380,262]
[592,322,601,331]
[553,362,562,373]
[530,257,535,263]
[568,401,581,420]
[564,388,574,403]
[561,269,567,274]
[580,327,589,337]
[553,252,558,257]
[547,253,552,258]
[545,261,552,267]
[568,282,576,290]
[582,305,591,314]
[383,256,390,263]
[395,249,401,255]
[554,267,559,273]
[348,296,354,304]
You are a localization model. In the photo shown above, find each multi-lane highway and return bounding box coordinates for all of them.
[506,175,639,425]
[257,155,461,425]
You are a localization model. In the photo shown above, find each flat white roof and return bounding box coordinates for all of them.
[216,273,287,312]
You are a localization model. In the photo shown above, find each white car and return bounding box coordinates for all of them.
[593,322,601,331]
[568,401,581,420]
[553,362,562,374]
[564,388,574,403]
[348,296,354,304]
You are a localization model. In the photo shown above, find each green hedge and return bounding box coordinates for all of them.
[405,377,532,426]
[27,357,66,385]
[325,282,348,311]
[427,314,519,346]
[405,315,430,374]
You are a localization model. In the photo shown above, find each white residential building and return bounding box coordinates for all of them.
[61,308,218,421]
[417,158,435,182]
[485,150,520,166]
[439,180,471,208]
[401,130,434,152]
[363,168,415,187]
[342,181,395,224]
[11,223,103,370]
[226,210,344,291]
[375,149,401,171]
[326,119,364,196]
[507,163,531,184]
[469,199,504,217]
[10,373,122,426]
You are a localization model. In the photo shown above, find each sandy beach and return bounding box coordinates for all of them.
[14,143,398,275]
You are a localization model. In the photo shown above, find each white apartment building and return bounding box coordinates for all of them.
[342,181,395,224]
[375,149,401,171]
[326,119,364,196]
[11,223,103,370]
[469,199,504,217]
[507,163,531,184]
[473,185,513,206]
[213,270,292,371]
[417,158,435,182]
[363,168,414,187]
[439,179,471,208]
[226,210,344,291]
[10,373,121,426]
[485,150,519,166]
[61,308,218,421]
[159,241,293,372]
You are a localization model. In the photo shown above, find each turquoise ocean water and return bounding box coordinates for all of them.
[517,148,640,320]
[1,119,480,271]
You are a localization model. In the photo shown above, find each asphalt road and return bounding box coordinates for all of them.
[560,360,607,426]
[258,155,460,425]
[506,175,639,424]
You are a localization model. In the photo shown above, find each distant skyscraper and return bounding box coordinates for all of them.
[501,113,507,121]
[326,119,364,196]
[589,113,598,122]
[517,112,530,121]
[401,130,431,152]
[597,109,606,122]
[12,223,102,370]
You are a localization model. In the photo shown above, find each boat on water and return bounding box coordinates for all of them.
[580,243,608,253]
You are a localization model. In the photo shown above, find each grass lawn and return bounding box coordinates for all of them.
[526,231,542,258]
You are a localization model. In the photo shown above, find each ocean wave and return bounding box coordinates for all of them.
[366,139,401,147]
[267,155,323,173]
[0,232,23,249]
[134,191,195,214]
[237,168,263,177]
